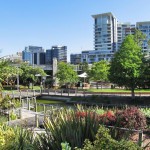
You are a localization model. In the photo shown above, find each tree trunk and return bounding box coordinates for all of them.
[96,82,98,89]
[131,86,135,99]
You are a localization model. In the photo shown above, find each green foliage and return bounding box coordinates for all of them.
[0,115,7,123]
[0,95,13,109]
[0,124,15,150]
[0,95,20,110]
[61,142,71,150]
[0,61,9,82]
[76,125,142,150]
[0,61,22,86]
[0,106,148,150]
[0,124,35,150]
[89,60,109,82]
[5,127,34,150]
[34,107,100,150]
[140,108,150,118]
[79,62,89,73]
[134,29,146,46]
[45,78,54,88]
[56,62,79,87]
[109,35,144,98]
[139,58,150,88]
[20,63,46,87]
[9,110,17,120]
[94,107,105,115]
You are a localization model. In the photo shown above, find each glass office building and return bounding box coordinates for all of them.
[45,46,67,64]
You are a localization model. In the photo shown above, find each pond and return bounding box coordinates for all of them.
[35,99,72,112]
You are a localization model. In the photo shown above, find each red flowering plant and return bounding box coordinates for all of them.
[115,107,147,130]
[99,110,116,126]
[75,111,87,118]
[75,110,116,126]
[75,111,100,122]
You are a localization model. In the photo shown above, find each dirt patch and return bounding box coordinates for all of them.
[130,133,150,150]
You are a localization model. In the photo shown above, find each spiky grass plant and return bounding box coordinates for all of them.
[34,106,100,150]
[4,127,34,150]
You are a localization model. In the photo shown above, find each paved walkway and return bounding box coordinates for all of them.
[7,108,44,127]
[2,89,150,98]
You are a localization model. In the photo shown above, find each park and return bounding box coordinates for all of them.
[0,34,150,149]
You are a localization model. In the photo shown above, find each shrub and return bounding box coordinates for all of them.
[0,95,21,110]
[61,142,71,150]
[140,108,150,118]
[7,127,34,150]
[0,124,15,150]
[115,107,147,130]
[75,125,143,150]
[99,110,116,126]
[0,125,34,150]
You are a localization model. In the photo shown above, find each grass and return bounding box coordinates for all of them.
[19,85,41,90]
[37,99,65,104]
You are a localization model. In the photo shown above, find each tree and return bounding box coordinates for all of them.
[20,63,46,88]
[89,60,110,89]
[0,61,23,87]
[0,61,12,83]
[56,62,78,88]
[132,29,150,89]
[79,62,89,73]
[134,29,146,46]
[109,35,144,99]
[139,57,150,89]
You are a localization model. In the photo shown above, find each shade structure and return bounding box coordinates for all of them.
[35,74,50,77]
[35,74,41,77]
[78,72,87,78]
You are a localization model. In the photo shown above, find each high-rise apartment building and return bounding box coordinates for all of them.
[70,12,150,64]
[45,46,67,64]
[117,23,135,49]
[92,12,118,52]
[136,21,150,55]
[91,12,150,61]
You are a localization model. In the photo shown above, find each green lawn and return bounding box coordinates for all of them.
[37,99,65,104]
[19,85,41,90]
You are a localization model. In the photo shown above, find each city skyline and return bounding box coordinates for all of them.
[1,0,150,61]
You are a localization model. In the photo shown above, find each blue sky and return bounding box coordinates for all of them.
[0,0,150,61]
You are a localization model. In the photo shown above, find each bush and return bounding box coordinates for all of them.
[0,125,34,150]
[0,124,15,150]
[115,107,147,130]
[99,110,116,126]
[75,125,142,150]
[9,111,17,120]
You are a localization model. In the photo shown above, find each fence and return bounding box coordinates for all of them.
[2,88,150,99]
[20,97,36,110]
[106,125,144,147]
